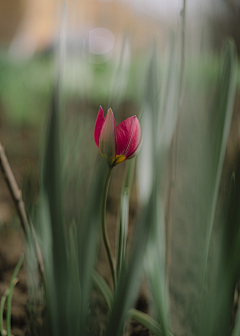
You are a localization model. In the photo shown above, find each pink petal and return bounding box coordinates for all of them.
[94,106,105,147]
[115,116,141,158]
[99,108,116,166]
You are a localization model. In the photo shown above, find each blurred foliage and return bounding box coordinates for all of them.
[0,49,239,129]
[1,31,240,336]
[209,0,240,55]
[0,52,53,126]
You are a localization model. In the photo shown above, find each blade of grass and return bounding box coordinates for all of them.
[108,35,131,110]
[116,187,129,280]
[92,270,113,311]
[232,292,240,336]
[129,309,164,336]
[42,73,67,270]
[158,32,179,152]
[199,161,240,335]
[165,0,186,285]
[41,5,69,334]
[77,161,107,334]
[38,194,58,336]
[116,160,135,280]
[203,40,238,276]
[117,160,135,278]
[6,255,24,336]
[167,41,237,335]
[0,288,9,336]
[145,195,169,334]
[140,40,171,335]
[66,222,81,335]
[105,191,155,336]
[42,83,68,335]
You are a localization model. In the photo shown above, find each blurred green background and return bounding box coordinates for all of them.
[0,1,240,336]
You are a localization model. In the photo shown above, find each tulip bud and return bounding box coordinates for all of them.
[94,106,141,167]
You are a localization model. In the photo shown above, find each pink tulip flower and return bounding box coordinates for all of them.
[94,106,141,167]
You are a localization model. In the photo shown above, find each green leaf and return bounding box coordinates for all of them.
[105,191,155,336]
[158,32,179,152]
[40,6,69,332]
[42,77,67,268]
[203,40,238,276]
[38,194,58,336]
[145,41,160,122]
[0,288,9,336]
[231,293,240,336]
[199,168,240,335]
[92,270,113,310]
[166,40,238,335]
[41,84,68,335]
[197,41,238,336]
[128,309,165,336]
[140,40,171,335]
[116,187,129,280]
[6,255,24,336]
[108,34,131,110]
[144,196,169,334]
[66,222,81,335]
[77,161,107,334]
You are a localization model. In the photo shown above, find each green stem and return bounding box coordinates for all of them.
[101,166,116,288]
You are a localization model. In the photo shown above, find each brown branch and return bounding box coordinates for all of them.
[0,142,44,276]
[0,143,29,234]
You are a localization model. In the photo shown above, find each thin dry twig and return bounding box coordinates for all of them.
[0,142,44,276]
[0,143,29,235]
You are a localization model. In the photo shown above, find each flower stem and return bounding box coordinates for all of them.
[101,166,116,288]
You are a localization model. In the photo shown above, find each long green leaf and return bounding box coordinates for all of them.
[167,40,237,335]
[158,32,179,151]
[42,77,67,268]
[231,291,240,336]
[200,166,240,335]
[128,309,165,336]
[38,194,58,336]
[6,255,24,336]
[108,35,131,110]
[203,40,238,276]
[0,288,8,336]
[198,42,238,336]
[77,161,106,334]
[92,270,113,310]
[40,6,69,334]
[66,222,81,335]
[145,196,169,334]
[116,188,129,280]
[41,85,68,335]
[140,40,171,335]
[105,191,155,336]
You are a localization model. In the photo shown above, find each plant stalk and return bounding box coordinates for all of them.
[0,142,44,276]
[101,166,116,288]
